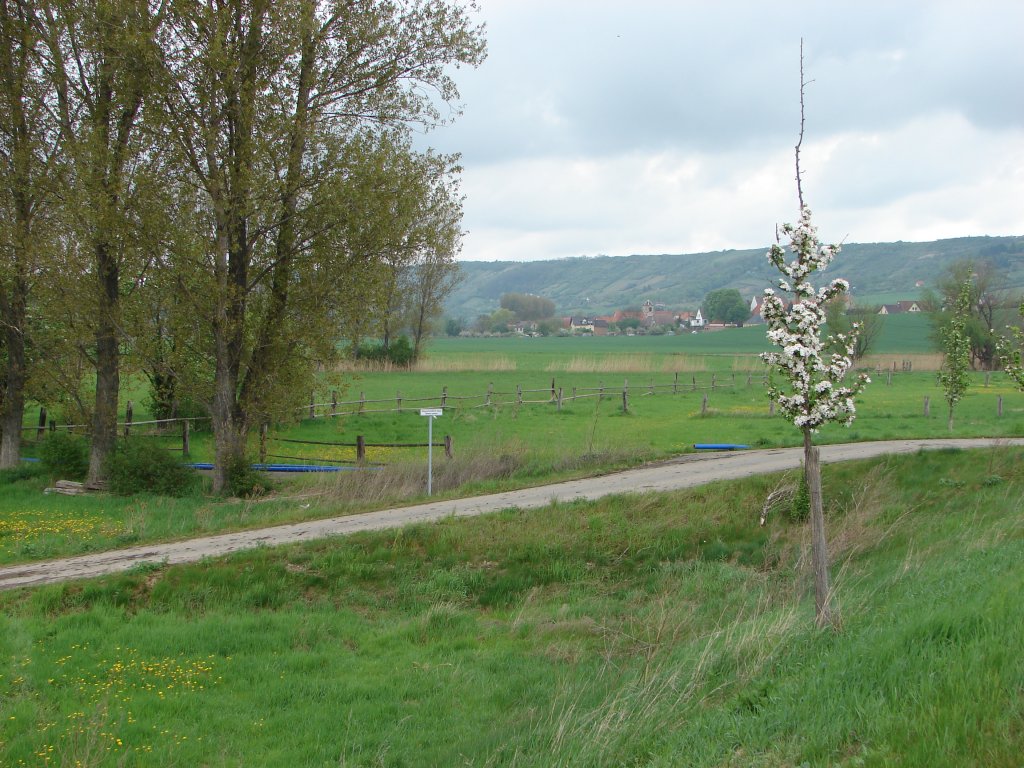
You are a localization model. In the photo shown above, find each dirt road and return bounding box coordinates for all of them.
[2,438,1021,591]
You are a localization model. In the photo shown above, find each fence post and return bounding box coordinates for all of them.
[49,419,55,432]
[356,435,366,463]
[711,373,716,390]
[571,386,577,402]
[550,378,556,401]
[182,419,191,457]
[444,434,453,459]
[309,391,316,419]
[985,371,991,387]
[37,406,46,440]
[441,386,448,407]
[259,423,268,465]
[648,379,654,396]
[924,396,930,417]
[124,400,133,438]
[486,383,493,406]
[557,387,563,411]
[331,391,338,417]
[599,381,604,402]
[998,395,1003,418]
[622,386,628,414]
[396,390,402,412]
[769,399,775,417]
[673,372,679,394]
[516,385,522,405]
[702,393,708,416]
[359,392,365,415]
[887,370,892,386]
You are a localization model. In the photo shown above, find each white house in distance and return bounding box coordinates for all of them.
[690,308,705,328]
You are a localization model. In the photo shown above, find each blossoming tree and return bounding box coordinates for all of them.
[761,49,870,627]
[996,301,1024,391]
[937,281,973,431]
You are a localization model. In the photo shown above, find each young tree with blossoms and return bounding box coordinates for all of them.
[761,48,870,628]
[996,301,1024,391]
[937,281,973,431]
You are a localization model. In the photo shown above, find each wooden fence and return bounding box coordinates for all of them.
[296,372,772,419]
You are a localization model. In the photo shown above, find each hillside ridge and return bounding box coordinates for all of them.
[446,234,1024,319]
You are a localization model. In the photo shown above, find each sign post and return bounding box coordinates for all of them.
[419,408,443,495]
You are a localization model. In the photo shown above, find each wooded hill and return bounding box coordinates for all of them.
[446,235,1024,319]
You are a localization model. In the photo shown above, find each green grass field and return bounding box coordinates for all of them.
[2,447,1023,766]
[5,310,1023,567]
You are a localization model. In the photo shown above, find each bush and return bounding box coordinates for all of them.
[38,432,89,480]
[226,456,273,498]
[355,335,415,366]
[0,462,47,485]
[106,440,199,496]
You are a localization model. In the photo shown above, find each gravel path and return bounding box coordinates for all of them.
[2,438,1021,591]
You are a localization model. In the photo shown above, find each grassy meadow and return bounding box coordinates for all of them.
[2,447,1023,766]
[5,312,1024,566]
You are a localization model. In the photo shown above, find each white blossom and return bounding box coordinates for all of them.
[762,206,870,432]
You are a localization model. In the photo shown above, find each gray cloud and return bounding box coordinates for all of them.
[420,0,1024,261]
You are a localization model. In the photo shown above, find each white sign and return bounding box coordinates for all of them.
[419,408,443,417]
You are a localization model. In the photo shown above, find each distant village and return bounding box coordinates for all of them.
[506,297,925,337]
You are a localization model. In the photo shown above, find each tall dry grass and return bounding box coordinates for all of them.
[859,353,944,372]
[415,355,519,372]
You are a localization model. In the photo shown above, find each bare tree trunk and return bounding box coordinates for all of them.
[947,406,954,432]
[88,241,120,485]
[804,430,835,628]
[0,271,27,468]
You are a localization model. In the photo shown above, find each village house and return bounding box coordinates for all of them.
[878,300,922,315]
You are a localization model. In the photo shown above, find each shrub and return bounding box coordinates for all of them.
[0,462,47,485]
[38,432,89,480]
[355,335,415,366]
[106,440,199,496]
[226,456,273,498]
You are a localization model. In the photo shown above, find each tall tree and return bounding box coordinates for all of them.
[921,259,1008,370]
[158,0,484,492]
[996,301,1024,390]
[38,0,164,483]
[0,0,59,467]
[761,46,870,628]
[824,298,882,361]
[702,287,750,325]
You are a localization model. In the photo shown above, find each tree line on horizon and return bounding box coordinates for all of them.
[0,0,486,492]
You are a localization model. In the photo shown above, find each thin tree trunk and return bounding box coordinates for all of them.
[804,430,835,628]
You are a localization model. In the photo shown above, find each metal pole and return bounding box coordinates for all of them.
[427,415,434,496]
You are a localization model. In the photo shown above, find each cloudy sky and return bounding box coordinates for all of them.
[420,0,1024,262]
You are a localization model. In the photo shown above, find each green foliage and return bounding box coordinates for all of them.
[702,288,750,325]
[0,462,46,485]
[500,292,556,321]
[788,470,810,522]
[105,441,199,497]
[225,457,273,499]
[38,432,89,480]
[937,280,973,429]
[356,335,415,366]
